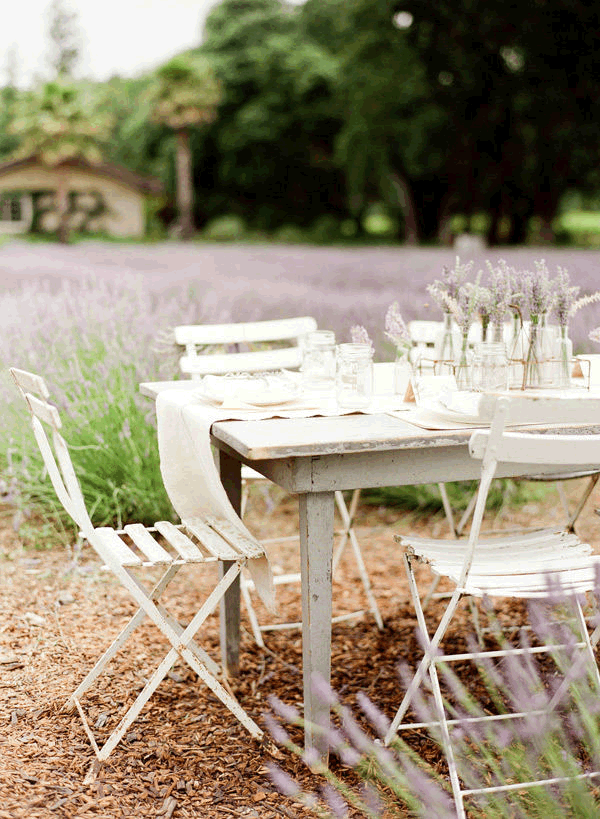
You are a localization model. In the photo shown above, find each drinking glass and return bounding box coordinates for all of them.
[301,330,336,393]
[336,342,374,410]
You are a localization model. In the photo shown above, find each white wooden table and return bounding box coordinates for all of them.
[141,380,600,751]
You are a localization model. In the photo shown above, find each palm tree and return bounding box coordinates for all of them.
[149,54,222,239]
[9,80,113,243]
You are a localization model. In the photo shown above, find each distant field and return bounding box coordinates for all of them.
[1,240,600,353]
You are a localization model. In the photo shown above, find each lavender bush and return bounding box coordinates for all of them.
[0,273,224,528]
[267,589,600,818]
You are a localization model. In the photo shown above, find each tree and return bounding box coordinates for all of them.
[47,0,82,78]
[148,54,222,238]
[9,80,113,242]
[200,0,342,231]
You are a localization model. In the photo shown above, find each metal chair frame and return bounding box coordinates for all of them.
[384,394,600,817]
[10,367,265,772]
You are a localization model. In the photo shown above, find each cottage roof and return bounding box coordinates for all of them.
[0,155,163,196]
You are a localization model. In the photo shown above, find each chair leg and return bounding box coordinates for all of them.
[68,564,182,706]
[333,489,383,629]
[74,562,262,763]
[565,474,599,533]
[455,488,478,537]
[547,596,600,712]
[240,571,266,649]
[426,657,467,819]
[438,483,458,536]
[385,554,463,744]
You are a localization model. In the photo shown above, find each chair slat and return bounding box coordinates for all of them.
[153,521,206,562]
[205,516,264,559]
[25,394,62,429]
[10,367,50,398]
[175,317,317,346]
[179,347,303,376]
[124,524,173,564]
[183,518,239,560]
[93,528,142,566]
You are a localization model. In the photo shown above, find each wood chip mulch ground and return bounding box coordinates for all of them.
[2,484,600,819]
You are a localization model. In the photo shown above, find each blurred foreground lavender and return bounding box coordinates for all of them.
[267,590,600,818]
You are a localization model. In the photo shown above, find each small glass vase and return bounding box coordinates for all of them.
[393,347,412,394]
[523,313,554,389]
[434,313,461,375]
[454,332,472,390]
[554,325,573,389]
[508,312,526,388]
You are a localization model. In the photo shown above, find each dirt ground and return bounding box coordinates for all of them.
[2,483,600,819]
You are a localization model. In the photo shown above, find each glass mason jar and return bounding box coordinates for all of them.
[336,343,374,410]
[471,341,509,393]
[301,330,336,393]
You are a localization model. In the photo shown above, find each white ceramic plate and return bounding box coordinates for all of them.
[194,374,300,407]
[417,393,486,425]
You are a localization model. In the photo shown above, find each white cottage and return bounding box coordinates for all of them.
[0,156,163,238]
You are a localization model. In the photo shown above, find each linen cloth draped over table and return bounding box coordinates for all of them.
[155,382,411,610]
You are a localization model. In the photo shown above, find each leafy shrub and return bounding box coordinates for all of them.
[272,223,307,244]
[308,214,342,244]
[202,213,247,242]
[0,275,221,531]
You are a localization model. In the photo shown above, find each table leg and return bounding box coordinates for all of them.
[298,490,335,755]
[218,449,242,677]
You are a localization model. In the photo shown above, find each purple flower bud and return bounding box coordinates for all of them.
[265,762,301,798]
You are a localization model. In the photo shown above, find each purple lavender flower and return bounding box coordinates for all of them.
[384,302,411,350]
[350,324,374,349]
[321,784,349,818]
[553,266,580,328]
[486,258,514,330]
[265,762,302,798]
[590,327,600,345]
[428,257,474,316]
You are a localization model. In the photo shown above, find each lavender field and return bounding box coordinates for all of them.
[2,240,600,351]
[2,239,600,527]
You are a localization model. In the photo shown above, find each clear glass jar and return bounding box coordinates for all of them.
[454,331,472,390]
[471,341,508,393]
[301,330,336,393]
[524,313,555,388]
[393,346,412,394]
[553,324,573,389]
[336,343,374,410]
[434,313,461,375]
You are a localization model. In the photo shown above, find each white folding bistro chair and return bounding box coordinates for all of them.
[408,319,600,539]
[384,393,600,817]
[10,367,266,773]
[173,318,383,646]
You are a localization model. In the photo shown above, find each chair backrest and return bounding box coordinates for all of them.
[174,316,318,379]
[455,394,600,592]
[9,367,94,537]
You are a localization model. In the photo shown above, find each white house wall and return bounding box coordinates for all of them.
[0,165,146,237]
